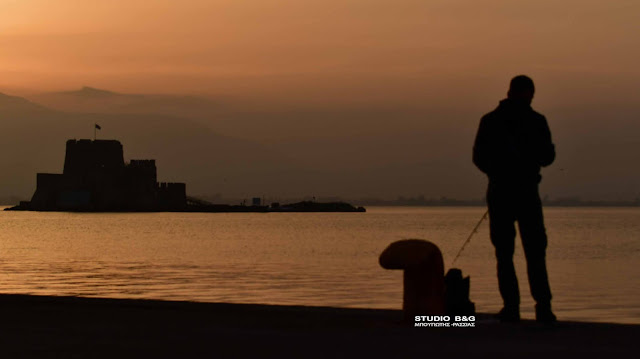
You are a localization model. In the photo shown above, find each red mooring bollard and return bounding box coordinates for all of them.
[379,239,446,321]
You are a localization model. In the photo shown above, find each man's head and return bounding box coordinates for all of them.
[507,75,535,104]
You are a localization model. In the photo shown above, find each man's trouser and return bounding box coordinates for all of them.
[487,181,552,309]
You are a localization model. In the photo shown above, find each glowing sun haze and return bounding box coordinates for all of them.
[1,0,639,201]
[1,0,638,104]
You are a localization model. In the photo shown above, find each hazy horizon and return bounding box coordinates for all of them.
[1,1,639,202]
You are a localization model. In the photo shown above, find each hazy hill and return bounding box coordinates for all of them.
[0,92,53,117]
[0,92,328,203]
[22,88,491,200]
[30,87,221,126]
[13,87,640,202]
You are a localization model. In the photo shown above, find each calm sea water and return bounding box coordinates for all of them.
[0,206,638,324]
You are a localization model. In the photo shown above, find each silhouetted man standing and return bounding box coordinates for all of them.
[473,75,556,323]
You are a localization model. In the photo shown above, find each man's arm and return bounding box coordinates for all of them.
[473,116,493,175]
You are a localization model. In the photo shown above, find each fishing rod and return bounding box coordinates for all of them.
[450,209,489,266]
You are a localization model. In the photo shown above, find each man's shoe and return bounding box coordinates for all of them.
[535,304,557,324]
[496,307,520,322]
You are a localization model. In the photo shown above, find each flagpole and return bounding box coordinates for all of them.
[94,124,101,140]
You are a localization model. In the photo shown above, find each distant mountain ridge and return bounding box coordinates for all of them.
[58,86,126,98]
[7,87,512,201]
[0,92,54,116]
[12,87,639,202]
[29,87,219,123]
[0,91,325,201]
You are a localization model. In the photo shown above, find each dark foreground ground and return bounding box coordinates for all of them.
[0,294,636,358]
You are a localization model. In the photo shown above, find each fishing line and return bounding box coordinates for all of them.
[450,209,489,266]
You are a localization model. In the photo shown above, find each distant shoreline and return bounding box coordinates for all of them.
[1,202,639,208]
[357,201,640,207]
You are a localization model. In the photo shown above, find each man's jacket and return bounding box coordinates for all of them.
[473,98,555,184]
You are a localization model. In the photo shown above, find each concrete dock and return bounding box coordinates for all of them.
[0,294,636,358]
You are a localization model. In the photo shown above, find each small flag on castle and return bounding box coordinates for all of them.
[94,123,101,140]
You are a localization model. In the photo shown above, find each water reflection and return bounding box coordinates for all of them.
[0,207,638,323]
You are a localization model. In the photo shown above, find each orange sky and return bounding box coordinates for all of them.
[1,1,640,200]
[1,0,638,106]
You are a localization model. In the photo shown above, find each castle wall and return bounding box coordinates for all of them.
[29,173,63,210]
[86,167,126,210]
[64,139,124,176]
[157,182,187,210]
[30,173,95,210]
[124,160,158,210]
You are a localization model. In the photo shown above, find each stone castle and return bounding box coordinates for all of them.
[24,139,186,211]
